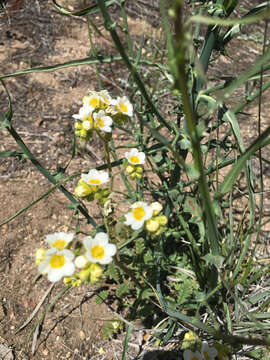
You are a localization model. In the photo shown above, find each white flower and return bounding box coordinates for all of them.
[99,90,112,106]
[201,342,218,360]
[83,92,101,110]
[125,148,145,165]
[183,349,202,360]
[83,232,116,265]
[124,202,153,230]
[112,321,119,329]
[45,232,74,251]
[74,255,89,269]
[93,110,113,132]
[98,347,105,355]
[38,248,75,282]
[81,169,109,186]
[72,105,93,121]
[112,96,133,117]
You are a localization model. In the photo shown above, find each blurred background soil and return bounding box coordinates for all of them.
[0,0,269,359]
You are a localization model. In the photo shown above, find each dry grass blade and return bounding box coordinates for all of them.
[15,283,54,334]
[31,323,40,355]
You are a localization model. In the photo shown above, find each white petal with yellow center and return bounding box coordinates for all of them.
[72,105,93,121]
[83,232,116,265]
[83,93,100,109]
[125,148,145,165]
[124,202,153,230]
[38,249,75,282]
[112,96,133,117]
[45,232,74,250]
[81,169,109,186]
[93,110,113,132]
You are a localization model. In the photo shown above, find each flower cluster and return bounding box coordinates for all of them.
[124,201,167,235]
[36,232,116,284]
[74,168,110,203]
[73,90,133,140]
[124,148,145,179]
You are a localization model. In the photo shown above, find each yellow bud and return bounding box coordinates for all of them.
[150,202,163,216]
[63,276,74,285]
[74,122,82,129]
[89,263,103,283]
[135,172,143,179]
[78,268,91,282]
[135,165,143,174]
[181,330,200,350]
[146,218,160,232]
[35,248,46,266]
[80,129,88,138]
[71,279,82,287]
[74,184,91,197]
[126,165,135,174]
[156,216,168,226]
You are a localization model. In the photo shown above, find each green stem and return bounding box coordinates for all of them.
[173,2,221,255]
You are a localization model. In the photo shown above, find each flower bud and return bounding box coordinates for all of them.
[74,122,82,129]
[89,263,103,283]
[74,185,91,198]
[150,202,163,216]
[78,268,91,282]
[126,165,134,174]
[146,218,159,232]
[74,255,89,269]
[156,215,168,226]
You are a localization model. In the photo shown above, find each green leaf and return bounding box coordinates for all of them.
[116,283,130,298]
[202,253,224,267]
[107,263,121,282]
[135,239,145,255]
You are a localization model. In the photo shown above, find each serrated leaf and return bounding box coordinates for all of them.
[143,250,153,263]
[116,283,130,298]
[135,239,145,255]
[107,263,121,282]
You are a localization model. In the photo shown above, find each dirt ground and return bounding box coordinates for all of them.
[0,1,269,359]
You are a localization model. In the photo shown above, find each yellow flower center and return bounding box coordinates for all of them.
[203,352,210,360]
[50,254,66,268]
[97,117,105,128]
[91,245,105,259]
[191,357,200,360]
[89,97,99,108]
[119,103,128,113]
[129,155,140,164]
[51,240,67,250]
[89,179,102,185]
[133,206,145,221]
